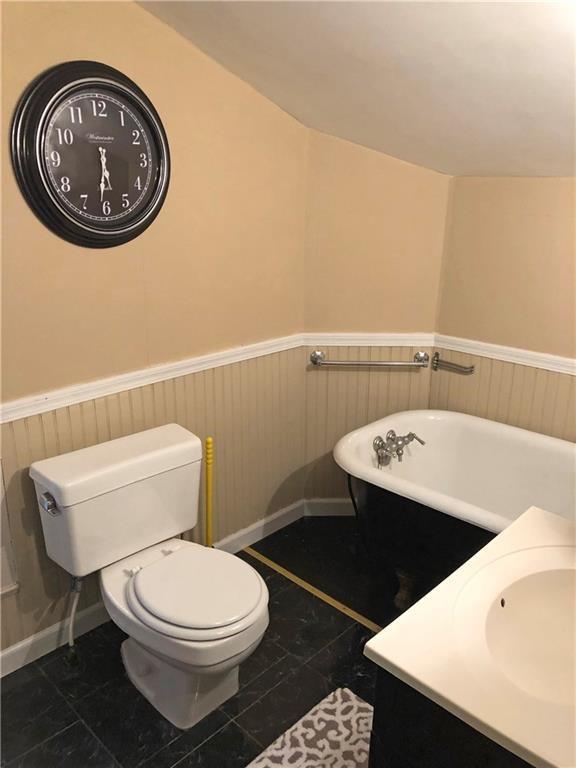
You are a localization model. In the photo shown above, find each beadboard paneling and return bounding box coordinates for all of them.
[2,343,574,652]
[429,349,576,441]
[304,346,433,498]
[1,348,306,650]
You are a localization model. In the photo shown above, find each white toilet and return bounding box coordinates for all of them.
[29,424,269,729]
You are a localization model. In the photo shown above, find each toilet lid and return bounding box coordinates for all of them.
[132,547,262,630]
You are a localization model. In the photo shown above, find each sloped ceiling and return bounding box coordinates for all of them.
[141,1,575,176]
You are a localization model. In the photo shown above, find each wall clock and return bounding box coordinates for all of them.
[11,61,170,248]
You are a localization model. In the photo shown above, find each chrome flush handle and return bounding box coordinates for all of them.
[39,492,59,515]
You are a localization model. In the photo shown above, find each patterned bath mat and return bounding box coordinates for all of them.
[247,687,373,767]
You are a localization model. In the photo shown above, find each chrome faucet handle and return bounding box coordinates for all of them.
[386,429,397,442]
[407,432,425,446]
[373,436,385,452]
[377,447,392,468]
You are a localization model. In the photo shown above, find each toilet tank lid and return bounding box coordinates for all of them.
[29,424,202,507]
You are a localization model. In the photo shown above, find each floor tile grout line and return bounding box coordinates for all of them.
[36,663,124,768]
[135,712,234,768]
[233,718,267,750]
[40,664,130,714]
[1,680,74,750]
[167,719,242,768]
[228,663,299,723]
[228,657,305,726]
[228,650,336,730]
[232,647,290,699]
[305,622,363,667]
[38,654,228,768]
[64,703,124,768]
[230,666,335,755]
[4,721,81,767]
[244,547,382,633]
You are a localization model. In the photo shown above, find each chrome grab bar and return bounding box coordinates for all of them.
[310,351,430,368]
[431,352,475,375]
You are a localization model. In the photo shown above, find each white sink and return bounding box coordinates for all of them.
[364,508,576,768]
[455,546,576,707]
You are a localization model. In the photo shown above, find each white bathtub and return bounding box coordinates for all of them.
[334,410,575,533]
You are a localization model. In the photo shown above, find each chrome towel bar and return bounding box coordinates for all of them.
[310,350,430,368]
[431,352,475,375]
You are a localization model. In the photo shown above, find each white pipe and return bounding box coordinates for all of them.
[68,578,83,648]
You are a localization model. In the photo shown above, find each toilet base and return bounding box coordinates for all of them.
[121,638,239,729]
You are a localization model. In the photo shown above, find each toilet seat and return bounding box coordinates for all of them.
[101,538,269,669]
[126,546,266,641]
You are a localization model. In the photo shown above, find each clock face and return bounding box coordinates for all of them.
[11,62,170,247]
[42,89,159,228]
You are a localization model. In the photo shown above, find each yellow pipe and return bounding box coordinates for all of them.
[205,437,214,547]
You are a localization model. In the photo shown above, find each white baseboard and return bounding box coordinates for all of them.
[215,500,307,553]
[215,496,353,553]
[1,601,110,678]
[2,498,352,675]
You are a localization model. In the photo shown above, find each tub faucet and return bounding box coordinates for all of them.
[373,430,425,467]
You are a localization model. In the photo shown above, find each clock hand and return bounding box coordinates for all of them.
[98,146,113,202]
[98,146,106,202]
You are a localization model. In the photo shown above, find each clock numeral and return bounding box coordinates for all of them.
[122,194,130,209]
[132,130,141,145]
[119,110,125,127]
[90,100,108,118]
[139,153,148,168]
[50,151,61,168]
[134,176,142,191]
[60,176,71,193]
[56,128,74,145]
[68,106,82,124]
[80,194,88,210]
[102,200,111,216]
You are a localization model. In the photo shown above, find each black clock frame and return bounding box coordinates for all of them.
[11,61,170,248]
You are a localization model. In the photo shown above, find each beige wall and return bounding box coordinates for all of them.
[438,177,576,357]
[304,131,451,333]
[3,5,573,406]
[1,1,309,401]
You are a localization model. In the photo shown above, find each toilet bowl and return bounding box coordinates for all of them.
[100,538,269,728]
[29,424,269,729]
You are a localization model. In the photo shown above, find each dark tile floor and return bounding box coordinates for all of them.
[251,515,403,625]
[2,548,376,768]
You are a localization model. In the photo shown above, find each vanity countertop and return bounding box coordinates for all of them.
[364,506,575,768]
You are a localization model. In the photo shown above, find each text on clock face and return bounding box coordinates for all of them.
[42,90,159,224]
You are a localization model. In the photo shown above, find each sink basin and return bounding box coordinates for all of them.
[487,568,575,705]
[455,546,576,708]
[365,509,576,768]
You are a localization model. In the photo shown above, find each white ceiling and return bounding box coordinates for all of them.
[141,1,576,176]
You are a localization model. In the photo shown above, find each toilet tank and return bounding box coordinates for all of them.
[29,424,202,577]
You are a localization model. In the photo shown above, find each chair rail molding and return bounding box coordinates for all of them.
[1,332,573,424]
[435,335,576,376]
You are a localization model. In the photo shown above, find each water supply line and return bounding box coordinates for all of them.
[205,436,214,547]
[68,576,83,648]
